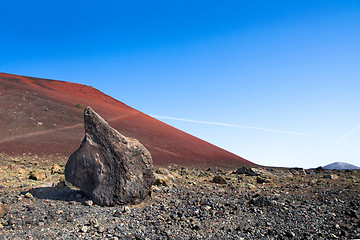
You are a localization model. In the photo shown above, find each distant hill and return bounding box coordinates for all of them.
[323,162,359,170]
[0,72,256,168]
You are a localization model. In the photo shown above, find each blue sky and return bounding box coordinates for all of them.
[1,1,359,168]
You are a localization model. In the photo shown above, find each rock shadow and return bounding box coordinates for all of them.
[27,186,90,203]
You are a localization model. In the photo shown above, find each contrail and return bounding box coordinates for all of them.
[151,115,335,140]
[336,123,360,144]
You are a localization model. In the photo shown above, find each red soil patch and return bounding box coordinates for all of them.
[0,72,256,168]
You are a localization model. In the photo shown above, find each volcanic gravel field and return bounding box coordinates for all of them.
[0,154,359,239]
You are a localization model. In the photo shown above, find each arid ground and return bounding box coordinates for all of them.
[0,154,359,239]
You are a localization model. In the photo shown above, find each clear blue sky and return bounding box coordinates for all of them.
[1,1,359,168]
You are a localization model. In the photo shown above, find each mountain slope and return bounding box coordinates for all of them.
[323,162,359,170]
[0,72,256,168]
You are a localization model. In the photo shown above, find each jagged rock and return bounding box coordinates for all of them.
[154,173,175,187]
[24,192,33,199]
[211,175,227,184]
[65,107,154,206]
[153,168,176,187]
[249,194,272,207]
[256,176,266,184]
[234,166,259,176]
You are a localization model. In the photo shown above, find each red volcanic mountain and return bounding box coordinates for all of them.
[0,72,256,168]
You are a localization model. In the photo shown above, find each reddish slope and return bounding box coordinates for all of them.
[0,72,256,168]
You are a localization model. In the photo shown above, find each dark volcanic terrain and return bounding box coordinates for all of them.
[0,155,359,239]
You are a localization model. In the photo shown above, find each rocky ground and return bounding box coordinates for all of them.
[0,154,359,239]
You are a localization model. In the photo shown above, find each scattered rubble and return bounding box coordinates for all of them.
[0,155,359,239]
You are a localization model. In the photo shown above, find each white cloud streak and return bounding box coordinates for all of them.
[151,115,335,140]
[336,123,360,144]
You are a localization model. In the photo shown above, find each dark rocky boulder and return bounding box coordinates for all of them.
[65,107,154,206]
[289,167,306,175]
[249,194,272,207]
[234,166,260,176]
[211,175,227,184]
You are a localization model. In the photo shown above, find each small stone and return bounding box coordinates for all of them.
[204,205,211,211]
[0,204,10,218]
[154,173,175,187]
[79,225,88,233]
[191,222,201,230]
[211,176,227,184]
[249,194,272,207]
[234,166,259,176]
[113,209,122,217]
[123,206,130,213]
[256,176,266,184]
[25,192,33,198]
[188,181,197,186]
[289,168,306,175]
[55,175,71,189]
[51,164,62,173]
[29,170,46,181]
[59,175,66,182]
[98,227,106,233]
[323,174,338,180]
[330,233,339,239]
[84,200,93,206]
[246,183,258,191]
[286,231,295,238]
[17,168,26,174]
